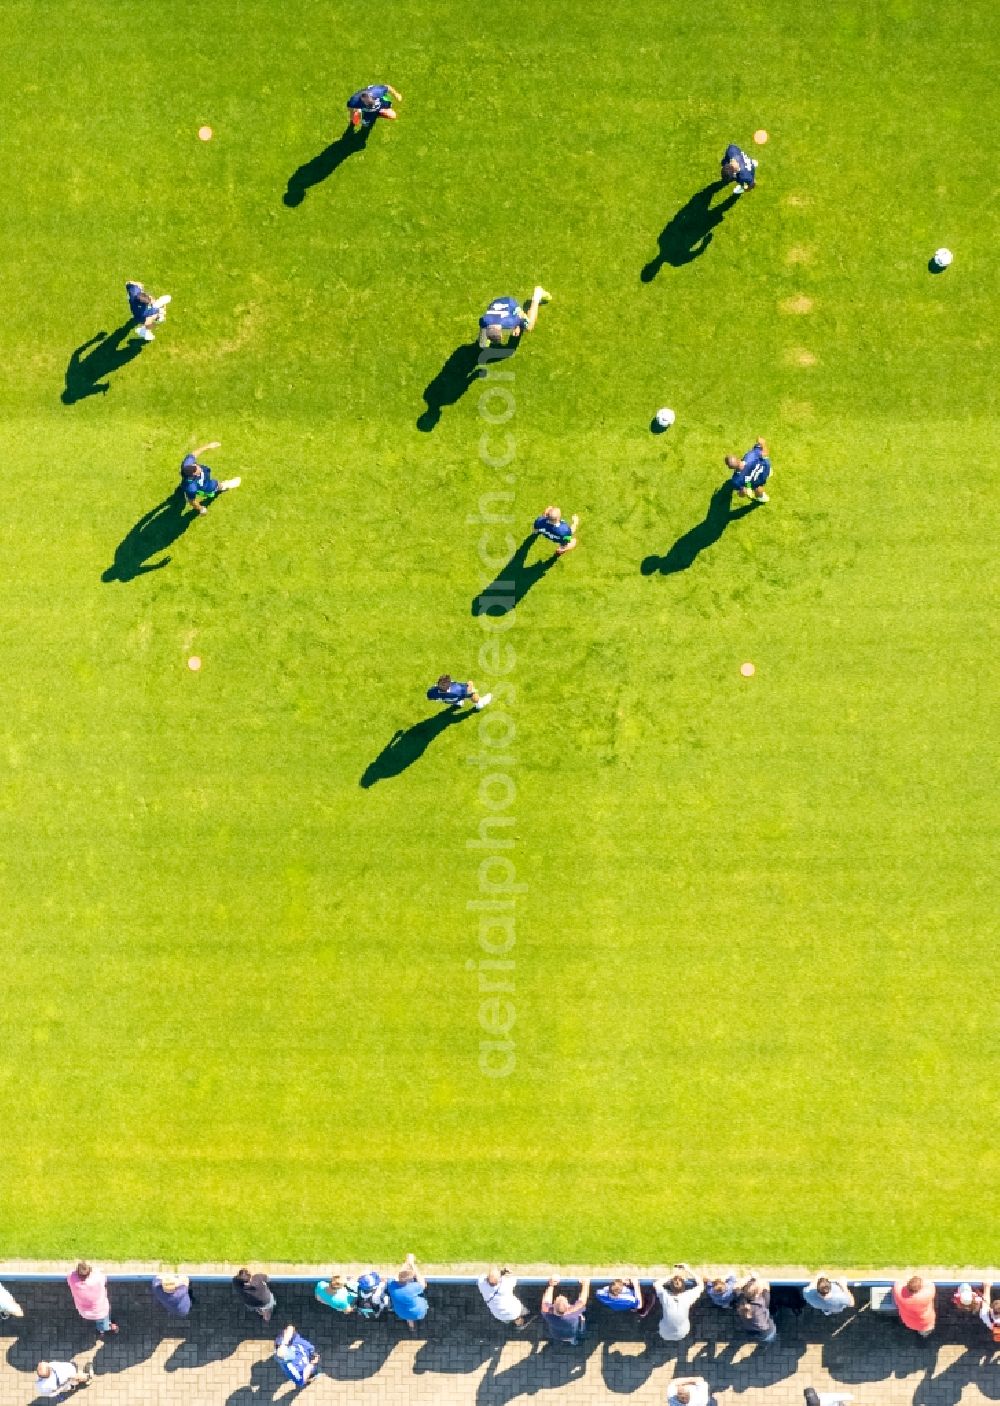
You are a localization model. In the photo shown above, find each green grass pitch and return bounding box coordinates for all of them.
[0,0,996,1266]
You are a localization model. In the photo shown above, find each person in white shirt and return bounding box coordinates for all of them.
[0,1280,24,1318]
[653,1264,704,1341]
[802,1276,855,1316]
[477,1266,530,1327]
[804,1388,854,1406]
[35,1360,93,1398]
[668,1376,712,1406]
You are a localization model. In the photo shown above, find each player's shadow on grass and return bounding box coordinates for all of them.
[471,533,558,617]
[641,482,758,576]
[417,342,484,431]
[641,180,742,280]
[102,493,195,583]
[360,706,475,787]
[283,123,371,207]
[61,321,143,404]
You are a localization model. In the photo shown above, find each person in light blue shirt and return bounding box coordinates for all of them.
[802,1276,854,1316]
[387,1255,428,1332]
[725,437,772,502]
[315,1274,358,1314]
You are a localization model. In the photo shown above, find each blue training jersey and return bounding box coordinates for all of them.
[731,443,771,489]
[534,515,571,543]
[596,1286,641,1312]
[347,84,391,113]
[479,296,526,347]
[180,457,217,501]
[427,681,470,704]
[275,1332,316,1387]
[721,143,755,185]
[126,281,150,321]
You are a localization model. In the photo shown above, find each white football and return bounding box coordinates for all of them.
[933,247,953,268]
[655,407,675,428]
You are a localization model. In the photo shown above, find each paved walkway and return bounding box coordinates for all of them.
[3,1281,999,1405]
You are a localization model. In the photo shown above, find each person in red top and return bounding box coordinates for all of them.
[892,1275,936,1336]
[66,1262,117,1337]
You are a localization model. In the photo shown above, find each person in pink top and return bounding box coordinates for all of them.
[892,1275,936,1336]
[67,1262,118,1337]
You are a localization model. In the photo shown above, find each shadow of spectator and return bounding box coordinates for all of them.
[224,1354,289,1406]
[321,1329,397,1382]
[477,1337,597,1405]
[61,321,143,404]
[283,124,371,207]
[912,1347,1000,1406]
[601,1335,669,1393]
[4,1281,157,1379]
[414,1335,500,1376]
[641,180,742,280]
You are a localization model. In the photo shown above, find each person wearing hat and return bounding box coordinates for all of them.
[151,1273,192,1316]
[355,1271,388,1319]
[802,1275,855,1316]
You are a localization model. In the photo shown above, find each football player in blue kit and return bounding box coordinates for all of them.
[721,142,758,194]
[478,287,552,350]
[347,83,403,130]
[726,438,772,503]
